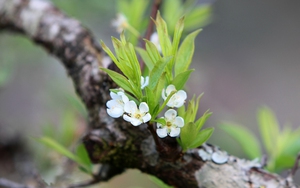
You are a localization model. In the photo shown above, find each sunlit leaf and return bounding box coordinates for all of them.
[148,57,172,90]
[175,29,201,76]
[171,69,194,90]
[189,127,214,149]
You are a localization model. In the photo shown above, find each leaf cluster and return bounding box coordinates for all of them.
[177,95,213,151]
[221,106,300,172]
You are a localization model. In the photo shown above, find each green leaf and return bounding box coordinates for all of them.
[257,106,280,156]
[171,69,194,90]
[148,57,172,90]
[76,144,92,171]
[153,72,166,106]
[184,5,212,31]
[169,16,185,70]
[154,11,172,57]
[220,122,261,159]
[101,68,136,96]
[124,42,142,84]
[36,137,92,174]
[153,118,167,125]
[189,127,214,149]
[179,122,198,151]
[175,29,201,76]
[37,136,77,161]
[195,110,211,131]
[136,47,154,71]
[59,111,77,147]
[145,39,162,65]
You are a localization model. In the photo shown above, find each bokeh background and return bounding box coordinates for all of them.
[1,0,300,187]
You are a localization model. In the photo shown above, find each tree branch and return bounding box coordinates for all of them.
[0,0,298,187]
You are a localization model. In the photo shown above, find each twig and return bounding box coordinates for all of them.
[0,178,31,188]
[140,0,162,70]
[289,152,300,177]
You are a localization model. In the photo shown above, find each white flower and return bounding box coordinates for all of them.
[141,76,149,89]
[150,32,162,53]
[106,91,129,118]
[123,101,151,126]
[162,85,187,108]
[156,109,185,138]
[111,13,128,33]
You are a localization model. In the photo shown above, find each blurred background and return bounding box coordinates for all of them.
[0,0,300,187]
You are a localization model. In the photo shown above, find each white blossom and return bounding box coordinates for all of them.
[111,13,128,33]
[150,32,162,53]
[162,85,187,108]
[141,76,149,89]
[123,101,151,126]
[106,91,129,118]
[156,109,184,138]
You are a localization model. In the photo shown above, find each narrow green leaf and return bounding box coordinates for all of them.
[195,110,212,131]
[148,57,172,90]
[220,122,261,159]
[179,122,198,151]
[175,29,201,76]
[76,144,92,169]
[189,127,214,149]
[59,111,77,147]
[154,11,172,57]
[257,106,280,155]
[125,42,142,83]
[37,136,78,162]
[154,72,166,106]
[184,5,212,31]
[100,68,135,96]
[100,41,119,66]
[171,69,194,90]
[169,16,185,69]
[136,47,154,71]
[145,39,162,64]
[153,118,167,125]
[101,40,134,81]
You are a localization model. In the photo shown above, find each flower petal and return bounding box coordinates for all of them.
[175,116,184,127]
[142,113,151,123]
[139,102,149,113]
[166,85,176,95]
[131,118,142,126]
[156,127,168,138]
[110,92,119,100]
[161,88,167,100]
[107,107,123,118]
[123,114,132,122]
[169,127,180,137]
[164,109,177,120]
[124,101,137,114]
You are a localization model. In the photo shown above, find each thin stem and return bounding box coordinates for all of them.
[140,0,162,71]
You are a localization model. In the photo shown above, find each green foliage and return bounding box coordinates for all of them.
[36,137,92,174]
[103,12,213,151]
[221,106,300,172]
[162,0,212,35]
[177,95,213,151]
[220,123,262,159]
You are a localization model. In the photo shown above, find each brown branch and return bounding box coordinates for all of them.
[0,0,299,187]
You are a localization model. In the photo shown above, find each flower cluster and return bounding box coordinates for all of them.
[156,85,187,138]
[106,77,151,126]
[106,80,187,138]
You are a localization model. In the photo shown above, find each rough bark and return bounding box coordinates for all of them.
[0,0,298,187]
